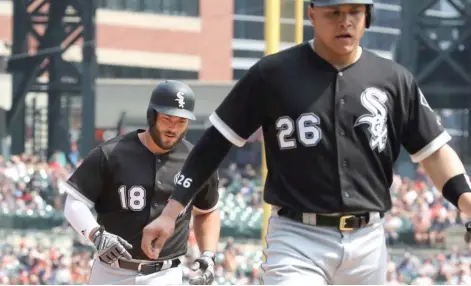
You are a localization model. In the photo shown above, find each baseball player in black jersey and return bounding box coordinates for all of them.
[60,80,220,285]
[141,0,471,284]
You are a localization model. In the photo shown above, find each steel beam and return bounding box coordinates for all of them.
[397,0,471,161]
[7,0,96,156]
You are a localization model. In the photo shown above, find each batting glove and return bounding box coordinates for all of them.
[189,251,216,285]
[90,225,133,264]
[465,221,471,244]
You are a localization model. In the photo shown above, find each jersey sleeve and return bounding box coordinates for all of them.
[208,63,266,147]
[192,171,219,213]
[401,78,451,163]
[59,146,108,208]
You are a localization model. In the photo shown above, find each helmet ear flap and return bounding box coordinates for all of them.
[366,5,373,29]
[147,108,157,128]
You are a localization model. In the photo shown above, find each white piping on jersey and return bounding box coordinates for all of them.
[59,180,95,208]
[209,112,246,147]
[410,131,452,163]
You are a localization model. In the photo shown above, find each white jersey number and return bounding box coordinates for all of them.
[276,113,322,149]
[118,185,146,211]
[174,172,193,188]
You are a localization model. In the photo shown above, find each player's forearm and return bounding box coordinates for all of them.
[63,195,100,239]
[193,209,221,253]
[420,144,466,190]
[420,144,471,214]
[169,126,232,209]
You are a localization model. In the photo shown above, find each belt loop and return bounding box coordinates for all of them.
[302,213,317,225]
[161,259,172,271]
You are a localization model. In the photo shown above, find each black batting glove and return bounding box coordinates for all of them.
[90,226,133,265]
[189,251,216,285]
[465,220,471,244]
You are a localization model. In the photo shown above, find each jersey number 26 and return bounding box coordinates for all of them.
[118,186,146,211]
[276,113,322,149]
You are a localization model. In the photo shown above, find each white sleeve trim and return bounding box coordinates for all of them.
[193,202,219,215]
[410,131,452,163]
[58,180,95,208]
[209,112,246,147]
[64,195,99,239]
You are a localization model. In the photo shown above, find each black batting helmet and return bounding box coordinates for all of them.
[310,0,374,28]
[146,80,196,127]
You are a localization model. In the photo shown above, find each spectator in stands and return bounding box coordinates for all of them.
[384,207,403,245]
[411,269,433,285]
[429,200,449,245]
[413,213,431,245]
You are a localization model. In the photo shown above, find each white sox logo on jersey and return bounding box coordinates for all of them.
[354,87,389,153]
[175,92,185,108]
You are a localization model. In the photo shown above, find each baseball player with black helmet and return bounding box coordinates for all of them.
[61,80,219,285]
[141,1,471,284]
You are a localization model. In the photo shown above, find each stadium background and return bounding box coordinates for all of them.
[0,0,471,284]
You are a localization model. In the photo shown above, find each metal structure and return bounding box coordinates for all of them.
[6,0,97,158]
[396,0,471,160]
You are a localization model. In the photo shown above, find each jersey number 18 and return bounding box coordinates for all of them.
[118,186,146,211]
[276,113,322,149]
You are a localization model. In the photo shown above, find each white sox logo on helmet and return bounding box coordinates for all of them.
[175,92,185,109]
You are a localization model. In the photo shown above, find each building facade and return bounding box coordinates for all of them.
[232,0,456,80]
[0,0,234,82]
[0,0,467,169]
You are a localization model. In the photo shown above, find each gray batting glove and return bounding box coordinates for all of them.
[90,226,133,264]
[189,251,216,285]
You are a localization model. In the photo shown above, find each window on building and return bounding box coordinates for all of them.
[97,0,199,17]
[233,69,247,80]
[375,0,401,5]
[374,8,401,29]
[233,50,264,59]
[97,64,198,80]
[234,0,264,16]
[233,20,264,40]
[361,31,399,52]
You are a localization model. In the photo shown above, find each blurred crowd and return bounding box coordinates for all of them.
[385,167,468,247]
[1,153,471,285]
[0,240,92,285]
[387,247,471,285]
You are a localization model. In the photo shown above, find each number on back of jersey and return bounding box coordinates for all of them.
[276,113,322,149]
[118,186,146,211]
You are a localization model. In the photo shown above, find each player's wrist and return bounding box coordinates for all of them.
[89,225,103,241]
[443,173,471,210]
[201,250,216,262]
[162,199,185,219]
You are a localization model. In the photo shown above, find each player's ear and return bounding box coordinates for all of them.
[308,5,315,28]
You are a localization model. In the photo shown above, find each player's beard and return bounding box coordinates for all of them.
[149,126,186,151]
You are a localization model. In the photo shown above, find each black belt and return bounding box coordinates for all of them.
[117,258,180,275]
[277,208,384,231]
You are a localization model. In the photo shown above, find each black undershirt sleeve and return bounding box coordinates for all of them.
[171,126,233,206]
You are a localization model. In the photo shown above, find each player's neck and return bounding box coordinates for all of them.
[139,131,170,155]
[312,39,362,70]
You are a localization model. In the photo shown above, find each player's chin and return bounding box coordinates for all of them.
[161,137,179,149]
[331,42,357,55]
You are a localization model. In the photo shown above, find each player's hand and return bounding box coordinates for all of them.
[189,251,216,285]
[90,226,133,264]
[464,220,471,244]
[141,214,176,259]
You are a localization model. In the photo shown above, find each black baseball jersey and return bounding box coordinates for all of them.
[64,130,219,260]
[209,41,451,213]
